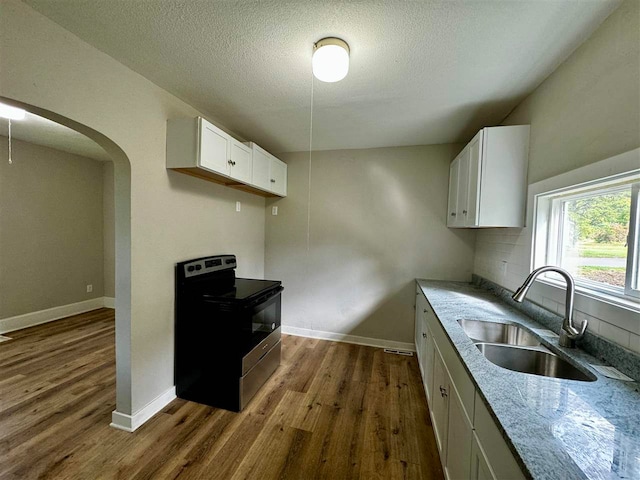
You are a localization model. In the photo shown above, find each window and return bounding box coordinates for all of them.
[533,171,640,303]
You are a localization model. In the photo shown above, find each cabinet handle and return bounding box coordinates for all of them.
[228,160,233,165]
[232,161,236,166]
[423,309,427,313]
[422,333,427,338]
[463,210,468,215]
[439,386,448,398]
[450,212,456,217]
[270,179,276,183]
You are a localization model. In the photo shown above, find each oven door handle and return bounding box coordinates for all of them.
[248,286,283,309]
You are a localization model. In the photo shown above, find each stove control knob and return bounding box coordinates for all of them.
[195,264,202,271]
[271,323,276,330]
[187,266,195,272]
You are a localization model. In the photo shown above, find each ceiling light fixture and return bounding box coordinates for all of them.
[312,37,350,83]
[0,103,26,121]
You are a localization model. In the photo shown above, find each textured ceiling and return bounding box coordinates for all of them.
[0,112,110,161]
[23,0,621,154]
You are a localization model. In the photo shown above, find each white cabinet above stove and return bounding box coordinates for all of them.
[245,142,287,197]
[166,117,287,198]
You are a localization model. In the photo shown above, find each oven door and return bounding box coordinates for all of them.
[243,286,283,347]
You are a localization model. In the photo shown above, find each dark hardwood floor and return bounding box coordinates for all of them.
[0,308,443,479]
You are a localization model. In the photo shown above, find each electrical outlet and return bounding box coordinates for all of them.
[86,284,93,293]
[236,201,241,212]
[272,206,278,216]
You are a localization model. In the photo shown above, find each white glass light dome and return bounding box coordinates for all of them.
[312,38,350,83]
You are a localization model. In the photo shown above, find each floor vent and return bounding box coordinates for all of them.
[384,348,413,356]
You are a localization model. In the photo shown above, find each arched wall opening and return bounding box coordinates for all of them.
[0,96,133,415]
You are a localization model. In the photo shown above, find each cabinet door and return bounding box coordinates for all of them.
[269,157,287,196]
[470,433,496,480]
[447,156,460,227]
[415,290,426,360]
[430,345,450,463]
[229,140,252,183]
[445,383,473,480]
[456,147,470,227]
[199,119,230,175]
[413,287,422,364]
[465,131,482,227]
[423,325,435,403]
[251,147,271,191]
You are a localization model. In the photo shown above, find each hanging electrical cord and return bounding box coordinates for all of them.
[7,118,12,165]
[306,65,314,252]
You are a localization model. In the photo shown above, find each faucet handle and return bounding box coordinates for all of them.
[578,318,588,336]
[565,318,588,340]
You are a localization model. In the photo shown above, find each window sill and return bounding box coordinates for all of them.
[536,277,640,315]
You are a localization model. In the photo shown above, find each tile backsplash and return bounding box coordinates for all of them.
[473,228,640,356]
[473,274,640,381]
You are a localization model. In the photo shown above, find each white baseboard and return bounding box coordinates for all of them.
[0,297,112,334]
[281,325,416,352]
[103,297,116,309]
[110,387,176,433]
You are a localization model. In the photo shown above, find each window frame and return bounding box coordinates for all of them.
[625,183,640,299]
[533,170,640,305]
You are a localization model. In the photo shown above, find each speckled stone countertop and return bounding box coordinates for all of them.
[417,280,640,480]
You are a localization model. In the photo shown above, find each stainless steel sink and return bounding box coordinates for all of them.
[457,319,541,347]
[476,343,596,382]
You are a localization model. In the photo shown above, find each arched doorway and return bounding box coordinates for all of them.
[0,96,133,418]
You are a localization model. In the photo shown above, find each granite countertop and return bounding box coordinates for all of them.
[417,279,640,480]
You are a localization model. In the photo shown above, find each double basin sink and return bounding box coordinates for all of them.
[458,319,596,382]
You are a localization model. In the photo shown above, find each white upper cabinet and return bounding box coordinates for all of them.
[269,156,287,197]
[229,138,252,183]
[166,117,286,197]
[200,120,230,175]
[447,125,529,228]
[167,117,237,177]
[246,142,288,197]
[250,144,272,191]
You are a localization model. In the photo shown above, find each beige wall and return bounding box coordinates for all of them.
[474,0,640,352]
[0,138,105,318]
[266,146,476,345]
[0,0,266,415]
[503,0,639,185]
[103,161,115,299]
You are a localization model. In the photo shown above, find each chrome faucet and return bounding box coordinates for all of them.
[512,266,587,348]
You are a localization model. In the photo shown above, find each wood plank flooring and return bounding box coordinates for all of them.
[0,309,443,479]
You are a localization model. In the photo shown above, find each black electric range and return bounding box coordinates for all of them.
[175,254,283,411]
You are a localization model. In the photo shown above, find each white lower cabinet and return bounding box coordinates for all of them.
[415,285,435,403]
[430,342,474,480]
[473,392,526,480]
[445,382,473,480]
[470,432,496,480]
[415,284,525,480]
[430,345,450,460]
